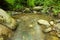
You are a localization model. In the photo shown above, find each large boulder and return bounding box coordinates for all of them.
[0,24,13,39]
[0,9,16,30]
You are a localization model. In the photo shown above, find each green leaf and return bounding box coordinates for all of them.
[27,0,35,7]
[5,0,15,5]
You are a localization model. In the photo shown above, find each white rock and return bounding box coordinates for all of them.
[33,11,37,14]
[38,19,50,26]
[33,6,42,10]
[50,21,54,25]
[44,27,52,32]
[29,24,33,27]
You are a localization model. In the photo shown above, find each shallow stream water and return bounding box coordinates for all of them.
[10,13,59,40]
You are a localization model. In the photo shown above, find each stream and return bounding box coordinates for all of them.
[10,13,59,40]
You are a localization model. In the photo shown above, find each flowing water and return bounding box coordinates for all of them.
[11,13,59,40]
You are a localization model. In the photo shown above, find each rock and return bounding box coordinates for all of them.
[54,23,60,37]
[0,37,3,40]
[50,21,54,25]
[50,23,60,37]
[29,24,33,27]
[55,19,60,23]
[33,6,42,11]
[0,17,4,23]
[54,23,60,30]
[8,11,22,16]
[23,8,31,13]
[0,24,13,38]
[45,35,59,40]
[7,11,22,15]
[0,9,16,30]
[38,19,50,27]
[5,18,17,30]
[44,27,52,32]
[56,33,60,37]
[33,11,37,13]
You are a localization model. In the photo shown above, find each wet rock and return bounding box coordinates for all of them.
[0,17,4,23]
[33,11,37,14]
[29,24,33,27]
[33,6,42,11]
[44,27,52,32]
[5,18,17,30]
[7,11,22,16]
[54,23,60,30]
[0,37,4,40]
[56,33,60,37]
[23,8,31,13]
[0,38,3,40]
[0,24,13,38]
[50,21,54,25]
[38,19,50,27]
[0,9,16,30]
[55,19,60,23]
[53,23,60,37]
[45,35,59,40]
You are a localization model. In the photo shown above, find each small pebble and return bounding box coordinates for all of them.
[29,24,33,27]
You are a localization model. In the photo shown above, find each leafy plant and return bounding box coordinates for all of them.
[27,0,35,7]
[35,0,44,6]
[0,0,60,15]
[5,0,15,5]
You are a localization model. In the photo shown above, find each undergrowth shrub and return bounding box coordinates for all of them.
[0,0,60,15]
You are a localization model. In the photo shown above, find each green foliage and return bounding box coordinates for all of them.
[41,0,60,15]
[35,0,44,6]
[13,0,23,10]
[5,0,23,10]
[4,0,35,10]
[5,0,15,5]
[27,0,35,7]
[1,0,60,15]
